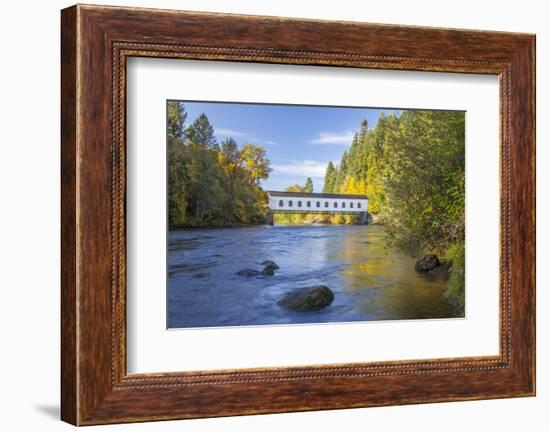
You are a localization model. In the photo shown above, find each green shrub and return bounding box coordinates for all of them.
[445,242,465,315]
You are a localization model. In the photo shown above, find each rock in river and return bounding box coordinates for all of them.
[236,268,262,277]
[277,285,335,311]
[414,255,440,272]
[261,261,279,276]
[261,260,279,269]
[237,260,279,277]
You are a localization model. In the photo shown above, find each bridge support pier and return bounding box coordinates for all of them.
[358,211,369,225]
[266,211,274,226]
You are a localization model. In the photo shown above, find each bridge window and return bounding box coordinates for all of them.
[288,200,293,207]
[307,201,311,208]
[279,200,284,207]
[334,202,338,208]
[342,202,346,208]
[317,201,321,208]
[357,202,361,208]
[324,202,329,208]
[298,201,302,207]
[350,202,354,208]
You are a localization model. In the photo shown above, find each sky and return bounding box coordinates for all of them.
[179,101,400,192]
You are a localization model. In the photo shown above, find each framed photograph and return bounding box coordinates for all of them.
[61,4,535,425]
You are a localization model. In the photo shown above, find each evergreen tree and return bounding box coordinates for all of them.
[186,113,217,148]
[167,101,188,226]
[303,177,313,193]
[358,118,368,142]
[322,161,336,193]
[353,119,369,180]
[334,150,349,192]
[167,101,187,140]
[347,133,359,178]
[185,142,221,224]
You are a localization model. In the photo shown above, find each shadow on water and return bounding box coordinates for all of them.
[168,224,457,328]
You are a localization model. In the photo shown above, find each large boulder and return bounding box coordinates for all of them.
[277,285,335,311]
[414,255,440,272]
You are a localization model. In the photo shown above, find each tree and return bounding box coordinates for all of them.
[185,141,221,224]
[303,177,313,193]
[322,161,337,193]
[358,118,368,142]
[167,101,188,227]
[334,150,349,192]
[218,138,241,224]
[382,110,465,255]
[347,133,360,178]
[240,143,271,184]
[286,184,303,192]
[186,113,217,148]
[167,101,187,141]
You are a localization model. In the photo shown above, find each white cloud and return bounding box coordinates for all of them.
[271,160,328,177]
[215,127,249,137]
[310,130,355,145]
[215,128,278,146]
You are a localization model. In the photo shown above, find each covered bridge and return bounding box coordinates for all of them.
[266,191,369,224]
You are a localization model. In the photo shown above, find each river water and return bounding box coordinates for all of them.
[168,224,457,329]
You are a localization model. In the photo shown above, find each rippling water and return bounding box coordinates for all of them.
[168,224,456,329]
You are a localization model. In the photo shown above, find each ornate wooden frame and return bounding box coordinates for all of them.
[61,4,536,425]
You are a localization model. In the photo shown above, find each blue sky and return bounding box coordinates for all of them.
[179,101,400,192]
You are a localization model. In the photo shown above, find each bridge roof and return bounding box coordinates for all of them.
[267,191,368,199]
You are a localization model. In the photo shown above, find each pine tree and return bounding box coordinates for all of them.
[186,113,217,148]
[322,161,336,193]
[167,101,187,141]
[347,133,359,178]
[303,177,313,193]
[334,150,348,192]
[358,118,368,142]
[167,102,188,227]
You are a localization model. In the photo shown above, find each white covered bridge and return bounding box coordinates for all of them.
[266,191,369,224]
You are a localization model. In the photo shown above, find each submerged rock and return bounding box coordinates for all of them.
[277,285,335,311]
[257,260,279,276]
[261,260,280,269]
[237,260,280,277]
[236,268,262,277]
[414,255,440,272]
[261,261,279,276]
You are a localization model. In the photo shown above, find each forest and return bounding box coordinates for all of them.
[167,101,271,227]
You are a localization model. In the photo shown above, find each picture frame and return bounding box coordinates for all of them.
[61,4,535,425]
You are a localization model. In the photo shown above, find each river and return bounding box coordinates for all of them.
[168,224,457,329]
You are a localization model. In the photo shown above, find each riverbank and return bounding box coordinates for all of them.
[169,220,267,230]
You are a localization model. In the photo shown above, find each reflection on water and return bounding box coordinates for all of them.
[168,224,457,329]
